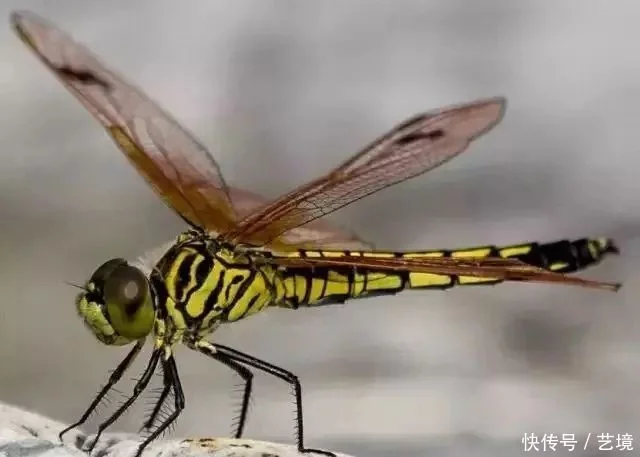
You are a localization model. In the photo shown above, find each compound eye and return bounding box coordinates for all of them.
[79,259,154,343]
[103,264,149,316]
[90,258,128,284]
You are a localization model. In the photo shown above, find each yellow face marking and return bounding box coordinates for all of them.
[76,295,131,346]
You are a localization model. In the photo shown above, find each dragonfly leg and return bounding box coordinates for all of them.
[139,366,171,433]
[83,348,161,453]
[211,343,336,457]
[133,355,185,457]
[59,340,144,443]
[189,339,253,438]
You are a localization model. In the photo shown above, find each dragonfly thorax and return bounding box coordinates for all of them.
[76,258,155,346]
[147,231,277,339]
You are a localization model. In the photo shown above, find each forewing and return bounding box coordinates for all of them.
[269,255,621,291]
[223,97,506,246]
[228,186,373,250]
[12,10,238,231]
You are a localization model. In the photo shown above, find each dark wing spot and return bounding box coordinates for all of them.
[396,129,444,146]
[56,66,110,90]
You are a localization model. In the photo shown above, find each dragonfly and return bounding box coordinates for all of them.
[11,9,621,457]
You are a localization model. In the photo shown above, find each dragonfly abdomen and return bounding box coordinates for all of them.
[276,237,618,308]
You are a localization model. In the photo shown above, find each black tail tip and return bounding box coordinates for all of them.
[601,238,620,255]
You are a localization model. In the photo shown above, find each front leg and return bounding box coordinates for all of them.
[133,355,185,457]
[59,340,144,442]
[83,347,161,453]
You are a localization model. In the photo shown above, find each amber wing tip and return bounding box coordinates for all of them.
[468,95,507,135]
[9,10,41,50]
[9,9,23,22]
[583,278,621,292]
[610,282,623,292]
[594,279,622,292]
[9,11,24,32]
[9,9,35,27]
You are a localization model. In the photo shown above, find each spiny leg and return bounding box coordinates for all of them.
[134,355,185,457]
[212,343,335,457]
[220,354,254,438]
[190,340,253,438]
[59,340,144,442]
[84,348,161,453]
[139,366,171,433]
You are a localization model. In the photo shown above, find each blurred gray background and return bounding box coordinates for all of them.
[1,1,639,456]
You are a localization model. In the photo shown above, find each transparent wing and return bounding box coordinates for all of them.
[12,10,374,250]
[223,97,506,246]
[268,255,621,291]
[228,186,373,250]
[12,10,238,232]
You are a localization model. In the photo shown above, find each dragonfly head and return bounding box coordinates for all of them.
[76,258,155,346]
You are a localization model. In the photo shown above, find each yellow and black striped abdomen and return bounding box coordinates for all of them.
[276,237,618,308]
